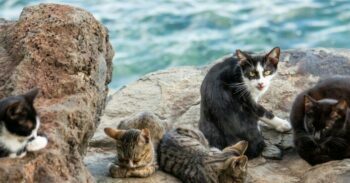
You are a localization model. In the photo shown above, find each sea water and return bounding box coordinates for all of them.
[1,0,349,89]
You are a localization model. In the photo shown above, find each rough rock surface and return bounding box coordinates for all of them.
[0,4,113,182]
[87,48,350,182]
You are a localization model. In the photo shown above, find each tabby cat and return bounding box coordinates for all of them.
[104,112,166,178]
[199,47,291,158]
[291,76,350,165]
[0,88,48,158]
[158,127,248,183]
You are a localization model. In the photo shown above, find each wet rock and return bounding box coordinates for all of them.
[0,3,113,182]
[88,48,350,182]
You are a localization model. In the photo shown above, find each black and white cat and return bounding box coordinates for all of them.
[199,47,291,158]
[0,88,48,158]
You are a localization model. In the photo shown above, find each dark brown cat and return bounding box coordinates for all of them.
[291,76,350,165]
[159,127,248,183]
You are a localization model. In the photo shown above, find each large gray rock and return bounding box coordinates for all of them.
[86,48,350,182]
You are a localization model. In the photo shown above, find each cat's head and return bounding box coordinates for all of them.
[218,141,248,183]
[0,88,39,137]
[219,155,248,183]
[235,47,280,100]
[104,127,153,168]
[304,95,348,135]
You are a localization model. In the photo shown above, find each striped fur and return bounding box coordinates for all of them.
[159,128,248,183]
[105,128,157,178]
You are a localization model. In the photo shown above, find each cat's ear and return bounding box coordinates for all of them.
[233,156,248,171]
[140,128,151,144]
[336,100,348,111]
[304,95,317,112]
[235,49,249,65]
[266,47,280,65]
[224,156,248,172]
[23,88,39,104]
[346,108,350,121]
[223,140,248,155]
[6,101,24,119]
[104,128,125,140]
[331,99,348,118]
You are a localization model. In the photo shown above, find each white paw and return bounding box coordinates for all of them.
[275,119,292,132]
[258,121,274,129]
[27,136,48,151]
[9,151,27,158]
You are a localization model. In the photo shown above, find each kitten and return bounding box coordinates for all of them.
[291,76,350,165]
[0,88,48,158]
[199,47,291,158]
[158,127,248,183]
[104,127,157,178]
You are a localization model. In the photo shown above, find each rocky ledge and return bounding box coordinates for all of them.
[0,4,114,182]
[87,48,350,183]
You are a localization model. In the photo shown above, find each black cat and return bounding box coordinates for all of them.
[0,88,48,158]
[199,47,291,158]
[291,76,350,165]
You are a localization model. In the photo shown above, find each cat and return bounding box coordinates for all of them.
[104,127,157,178]
[104,112,166,178]
[199,47,291,158]
[117,111,168,148]
[291,76,350,165]
[158,127,248,183]
[0,88,48,158]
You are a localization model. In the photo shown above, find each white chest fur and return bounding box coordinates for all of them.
[0,127,28,152]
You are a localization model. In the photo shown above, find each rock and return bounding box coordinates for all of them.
[301,159,350,183]
[87,48,350,182]
[0,3,114,182]
[261,144,282,160]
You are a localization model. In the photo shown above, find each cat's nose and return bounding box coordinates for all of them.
[257,83,264,90]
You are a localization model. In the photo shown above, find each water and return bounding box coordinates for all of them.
[1,0,349,89]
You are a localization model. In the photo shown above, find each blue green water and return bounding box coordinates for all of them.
[1,0,349,89]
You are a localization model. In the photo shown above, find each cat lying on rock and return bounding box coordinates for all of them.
[159,128,248,183]
[291,76,350,165]
[0,88,48,158]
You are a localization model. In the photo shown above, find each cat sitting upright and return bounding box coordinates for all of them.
[291,76,350,165]
[199,47,291,158]
[0,88,48,158]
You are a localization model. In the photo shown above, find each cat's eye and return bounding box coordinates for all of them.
[264,70,271,76]
[249,72,255,77]
[133,159,141,164]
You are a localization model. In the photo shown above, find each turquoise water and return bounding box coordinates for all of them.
[1,0,350,89]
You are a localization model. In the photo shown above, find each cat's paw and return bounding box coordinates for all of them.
[27,136,48,151]
[275,119,292,132]
[9,151,27,158]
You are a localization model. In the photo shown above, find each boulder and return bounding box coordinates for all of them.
[0,4,113,182]
[87,48,350,182]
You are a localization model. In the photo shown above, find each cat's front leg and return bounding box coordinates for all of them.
[126,165,157,178]
[9,151,27,158]
[27,136,48,152]
[109,163,128,178]
[256,105,291,132]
